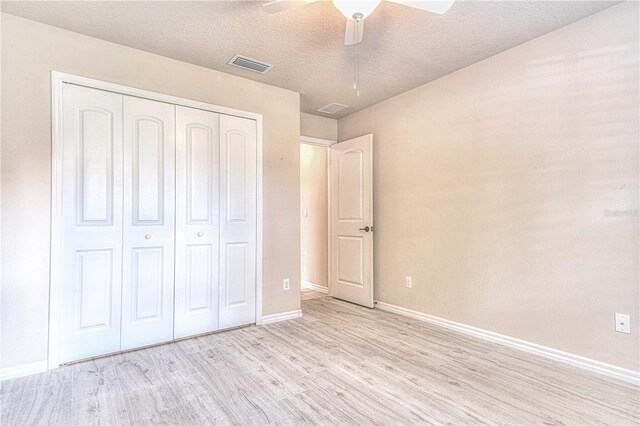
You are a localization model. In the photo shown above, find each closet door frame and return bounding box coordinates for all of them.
[49,71,264,369]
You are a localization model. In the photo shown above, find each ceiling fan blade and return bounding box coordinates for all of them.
[386,0,455,14]
[344,19,364,46]
[261,0,320,14]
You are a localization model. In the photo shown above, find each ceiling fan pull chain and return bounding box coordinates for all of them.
[353,18,357,92]
[356,26,359,97]
[353,18,360,97]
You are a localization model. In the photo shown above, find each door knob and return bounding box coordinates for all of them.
[197,232,204,237]
[145,234,151,240]
[358,226,370,232]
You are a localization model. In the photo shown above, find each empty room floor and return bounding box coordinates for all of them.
[1,298,638,425]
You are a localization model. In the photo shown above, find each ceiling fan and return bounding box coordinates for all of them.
[261,0,455,45]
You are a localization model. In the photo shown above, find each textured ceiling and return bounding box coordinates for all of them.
[1,0,618,118]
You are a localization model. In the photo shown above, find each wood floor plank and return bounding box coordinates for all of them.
[174,391,242,425]
[11,382,72,425]
[279,389,366,425]
[0,378,27,425]
[300,290,327,301]
[115,351,166,393]
[71,381,129,426]
[147,341,196,374]
[121,384,181,425]
[71,355,118,391]
[188,348,295,425]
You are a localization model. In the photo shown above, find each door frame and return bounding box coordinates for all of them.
[49,71,264,369]
[299,135,335,295]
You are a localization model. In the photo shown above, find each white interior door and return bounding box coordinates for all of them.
[121,96,175,349]
[330,134,374,308]
[219,115,257,329]
[174,106,221,338]
[59,84,124,363]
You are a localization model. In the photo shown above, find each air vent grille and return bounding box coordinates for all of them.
[316,103,348,114]
[227,54,273,74]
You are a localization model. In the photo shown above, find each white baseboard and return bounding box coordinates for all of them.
[375,301,640,386]
[301,281,329,293]
[0,360,48,382]
[261,309,303,325]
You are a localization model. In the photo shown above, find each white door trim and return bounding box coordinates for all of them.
[300,135,336,146]
[299,139,334,296]
[49,71,264,369]
[327,145,332,296]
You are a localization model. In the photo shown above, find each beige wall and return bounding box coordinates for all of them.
[300,144,328,288]
[339,2,639,371]
[301,112,337,141]
[0,13,301,370]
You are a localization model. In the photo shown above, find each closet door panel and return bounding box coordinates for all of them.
[175,106,220,338]
[60,84,124,363]
[121,96,175,350]
[219,115,257,329]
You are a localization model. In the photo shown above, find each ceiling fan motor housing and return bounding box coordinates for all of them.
[333,0,382,20]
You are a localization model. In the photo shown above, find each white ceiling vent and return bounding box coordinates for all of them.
[227,54,273,74]
[316,103,348,114]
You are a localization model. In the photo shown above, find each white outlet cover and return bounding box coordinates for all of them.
[283,279,290,290]
[615,313,630,334]
[405,277,412,288]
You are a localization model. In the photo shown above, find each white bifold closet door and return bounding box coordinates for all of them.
[219,115,257,329]
[121,96,176,349]
[58,83,257,363]
[175,108,257,334]
[174,106,221,338]
[59,84,124,363]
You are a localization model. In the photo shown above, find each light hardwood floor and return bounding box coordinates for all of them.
[300,288,327,301]
[1,297,638,425]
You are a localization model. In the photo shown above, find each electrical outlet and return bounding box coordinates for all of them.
[283,279,290,291]
[615,313,630,334]
[405,276,412,288]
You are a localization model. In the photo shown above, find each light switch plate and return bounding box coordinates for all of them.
[405,277,412,288]
[615,313,630,334]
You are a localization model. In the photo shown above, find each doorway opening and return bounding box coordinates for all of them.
[300,138,332,303]
[299,133,374,308]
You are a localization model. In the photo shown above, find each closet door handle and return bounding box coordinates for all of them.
[145,234,152,240]
[197,232,204,237]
